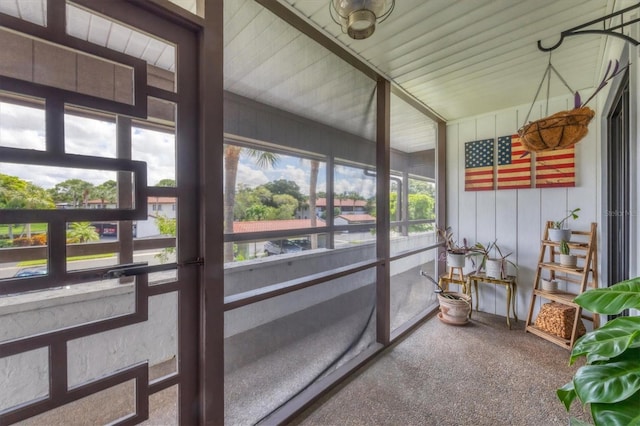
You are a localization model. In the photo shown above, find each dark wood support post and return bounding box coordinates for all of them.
[376,78,391,345]
[200,0,225,424]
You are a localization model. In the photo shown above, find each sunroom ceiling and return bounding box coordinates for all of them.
[1,0,633,153]
[280,0,632,122]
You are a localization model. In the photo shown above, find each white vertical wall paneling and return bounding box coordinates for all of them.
[445,124,463,293]
[456,120,478,282]
[474,115,497,314]
[447,94,603,323]
[445,124,460,236]
[540,97,573,294]
[568,94,599,295]
[517,101,542,318]
[494,110,519,318]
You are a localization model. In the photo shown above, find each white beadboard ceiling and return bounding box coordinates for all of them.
[1,0,635,153]
[281,0,633,122]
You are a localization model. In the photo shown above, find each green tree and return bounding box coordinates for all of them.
[408,193,435,220]
[224,146,279,262]
[155,214,177,262]
[244,204,271,221]
[409,180,435,196]
[66,222,99,243]
[335,192,347,215]
[272,193,298,219]
[0,174,54,209]
[50,179,93,207]
[408,193,435,232]
[366,196,376,216]
[234,186,273,221]
[1,173,54,239]
[309,159,319,248]
[389,192,399,220]
[90,180,117,206]
[263,180,304,206]
[155,179,176,187]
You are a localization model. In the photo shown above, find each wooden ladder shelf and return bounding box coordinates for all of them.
[524,221,599,349]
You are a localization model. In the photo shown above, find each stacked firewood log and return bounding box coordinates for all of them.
[534,302,586,339]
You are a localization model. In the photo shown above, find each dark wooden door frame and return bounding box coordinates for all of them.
[603,54,631,319]
[0,1,203,423]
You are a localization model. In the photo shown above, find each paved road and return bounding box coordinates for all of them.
[0,250,167,280]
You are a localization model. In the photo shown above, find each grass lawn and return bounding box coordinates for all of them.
[18,253,116,267]
[0,223,48,235]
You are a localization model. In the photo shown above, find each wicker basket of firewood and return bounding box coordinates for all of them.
[518,106,594,152]
[534,302,586,339]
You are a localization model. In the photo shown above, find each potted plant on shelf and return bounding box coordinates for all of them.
[468,241,492,274]
[436,226,471,268]
[558,240,577,268]
[549,208,580,242]
[540,277,558,292]
[468,240,516,279]
[557,276,640,426]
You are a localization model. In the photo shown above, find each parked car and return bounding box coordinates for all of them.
[263,239,303,256]
[288,238,311,250]
[13,267,48,278]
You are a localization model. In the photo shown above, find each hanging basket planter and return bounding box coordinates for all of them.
[518,106,594,152]
[518,59,626,153]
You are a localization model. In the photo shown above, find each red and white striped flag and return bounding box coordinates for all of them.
[535,146,575,188]
[465,139,494,191]
[497,134,531,190]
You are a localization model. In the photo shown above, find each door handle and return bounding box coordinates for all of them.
[104,262,177,279]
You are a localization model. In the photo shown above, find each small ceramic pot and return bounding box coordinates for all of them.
[559,254,577,268]
[549,228,571,242]
[485,258,505,279]
[447,252,466,268]
[541,279,558,292]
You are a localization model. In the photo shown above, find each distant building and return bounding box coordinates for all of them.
[233,218,326,233]
[334,214,376,226]
[83,197,177,238]
[301,198,367,219]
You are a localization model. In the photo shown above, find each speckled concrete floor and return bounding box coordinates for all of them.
[289,311,592,426]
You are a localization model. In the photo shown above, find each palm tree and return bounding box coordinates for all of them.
[309,159,319,249]
[91,180,117,207]
[66,222,100,243]
[335,192,348,216]
[224,145,279,262]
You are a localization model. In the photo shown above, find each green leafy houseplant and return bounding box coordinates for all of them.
[553,208,581,229]
[557,277,640,425]
[468,240,517,278]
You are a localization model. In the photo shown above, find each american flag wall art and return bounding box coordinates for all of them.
[497,134,532,190]
[535,146,576,188]
[464,139,494,191]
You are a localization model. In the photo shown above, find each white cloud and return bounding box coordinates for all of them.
[0,162,117,189]
[64,114,117,158]
[334,165,376,198]
[0,103,45,150]
[236,162,269,188]
[1,102,176,188]
[132,127,175,186]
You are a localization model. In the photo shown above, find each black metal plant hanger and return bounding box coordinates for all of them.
[538,3,640,52]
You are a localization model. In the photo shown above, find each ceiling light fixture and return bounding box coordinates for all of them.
[330,0,395,40]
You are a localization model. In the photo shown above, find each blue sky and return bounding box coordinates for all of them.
[1,101,376,198]
[236,151,376,199]
[0,102,175,188]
